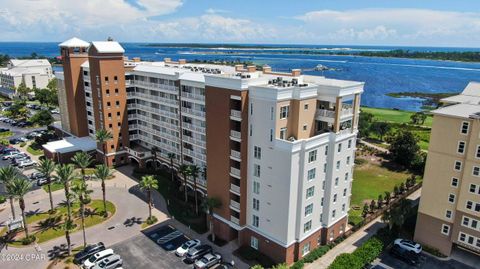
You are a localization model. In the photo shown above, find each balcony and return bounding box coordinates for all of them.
[181,107,206,118]
[230,109,242,121]
[230,216,240,225]
[230,130,241,142]
[230,167,241,179]
[230,149,241,160]
[230,200,240,211]
[316,107,354,122]
[230,183,240,194]
[181,92,205,101]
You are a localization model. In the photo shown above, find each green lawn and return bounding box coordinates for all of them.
[349,158,411,225]
[361,107,433,127]
[0,131,13,138]
[27,143,44,156]
[42,179,83,192]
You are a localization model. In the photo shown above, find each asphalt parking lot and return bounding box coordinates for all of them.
[373,250,475,269]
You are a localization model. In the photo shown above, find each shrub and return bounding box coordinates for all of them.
[21,235,36,245]
[329,253,363,269]
[0,195,5,204]
[302,245,331,263]
[146,216,158,225]
[328,237,383,269]
[19,142,26,147]
[423,244,447,258]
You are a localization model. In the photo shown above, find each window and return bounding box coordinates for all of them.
[448,194,455,203]
[342,204,346,212]
[304,104,309,110]
[467,201,473,210]
[441,224,450,235]
[115,88,119,94]
[332,209,336,219]
[458,141,466,154]
[333,194,337,203]
[337,143,342,153]
[445,210,452,219]
[253,181,260,194]
[463,217,470,226]
[323,163,327,173]
[304,220,312,233]
[325,145,329,155]
[451,178,459,187]
[107,101,111,107]
[320,214,323,223]
[454,161,462,171]
[280,106,289,119]
[303,124,308,131]
[335,177,339,186]
[470,184,477,193]
[343,188,347,197]
[302,242,310,256]
[345,172,349,181]
[104,76,109,82]
[348,139,352,149]
[336,161,340,170]
[270,107,274,120]
[270,129,273,142]
[106,89,110,95]
[476,146,480,159]
[253,198,260,211]
[461,121,470,134]
[346,156,351,165]
[254,146,261,159]
[252,215,259,227]
[250,236,258,250]
[114,75,118,81]
[306,186,315,199]
[254,164,261,177]
[307,168,316,181]
[308,150,317,163]
[305,204,313,216]
[459,233,466,242]
[321,197,324,206]
[115,100,120,106]
[250,103,253,115]
[473,166,480,177]
[322,181,326,190]
[280,127,287,140]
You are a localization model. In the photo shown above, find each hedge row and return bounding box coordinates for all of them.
[328,237,383,269]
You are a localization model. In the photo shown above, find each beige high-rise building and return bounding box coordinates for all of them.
[415,82,480,256]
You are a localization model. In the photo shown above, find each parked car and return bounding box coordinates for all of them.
[184,244,212,264]
[51,109,60,114]
[394,238,422,254]
[175,239,201,257]
[0,147,17,154]
[37,178,48,186]
[29,172,45,180]
[91,254,122,269]
[0,127,10,132]
[73,242,106,264]
[18,159,37,168]
[3,151,21,159]
[12,157,30,166]
[194,253,222,269]
[390,244,421,265]
[82,249,115,269]
[9,138,21,144]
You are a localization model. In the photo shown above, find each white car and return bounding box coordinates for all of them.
[2,152,20,160]
[394,238,422,254]
[18,160,37,168]
[175,239,201,257]
[91,254,122,269]
[83,249,114,269]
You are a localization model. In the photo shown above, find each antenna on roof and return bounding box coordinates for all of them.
[107,36,114,41]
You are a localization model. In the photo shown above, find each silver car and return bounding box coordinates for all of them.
[91,254,122,269]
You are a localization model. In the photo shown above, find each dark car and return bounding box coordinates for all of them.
[390,244,421,265]
[9,138,20,144]
[184,244,212,264]
[73,242,105,264]
[0,128,10,132]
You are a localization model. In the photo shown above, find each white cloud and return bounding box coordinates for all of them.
[205,8,230,14]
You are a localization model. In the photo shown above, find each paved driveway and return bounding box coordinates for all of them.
[373,251,475,269]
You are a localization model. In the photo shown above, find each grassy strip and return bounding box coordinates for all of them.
[27,145,43,156]
[0,131,13,138]
[361,107,433,127]
[42,179,83,192]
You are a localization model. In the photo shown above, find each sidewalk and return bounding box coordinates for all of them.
[305,188,422,269]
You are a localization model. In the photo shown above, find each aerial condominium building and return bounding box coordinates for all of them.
[415,82,480,257]
[50,37,364,264]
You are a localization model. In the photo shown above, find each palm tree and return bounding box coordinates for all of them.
[384,191,391,206]
[95,129,113,165]
[139,175,158,221]
[9,177,32,241]
[202,197,222,242]
[0,166,20,219]
[179,164,190,203]
[71,151,92,182]
[71,180,93,248]
[167,153,176,181]
[54,164,76,256]
[37,159,56,213]
[150,146,158,171]
[94,164,113,217]
[189,165,201,215]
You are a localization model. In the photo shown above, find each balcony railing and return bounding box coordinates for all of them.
[230,200,240,211]
[181,92,205,101]
[230,130,241,140]
[230,183,240,194]
[181,107,206,118]
[230,167,241,177]
[316,107,354,118]
[230,149,241,160]
[230,216,240,225]
[230,109,242,120]
[133,81,178,93]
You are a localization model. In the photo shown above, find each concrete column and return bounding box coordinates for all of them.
[352,93,361,132]
[334,97,342,132]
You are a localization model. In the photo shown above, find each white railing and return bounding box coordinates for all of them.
[230,130,241,140]
[125,80,133,86]
[230,216,240,225]
[230,167,241,177]
[230,149,241,159]
[317,108,354,118]
[230,200,240,210]
[182,135,207,148]
[338,128,353,135]
[230,109,242,119]
[181,92,205,101]
[130,92,179,106]
[182,122,206,134]
[181,107,206,118]
[230,183,240,194]
[134,81,178,93]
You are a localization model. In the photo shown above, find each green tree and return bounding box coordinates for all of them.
[0,166,20,219]
[30,109,54,126]
[369,200,376,213]
[370,121,391,141]
[384,191,391,205]
[139,175,158,221]
[377,195,383,209]
[36,159,56,213]
[10,177,32,241]
[71,180,93,248]
[167,153,176,182]
[202,197,222,242]
[5,99,28,120]
[362,203,369,218]
[388,130,420,167]
[15,82,31,99]
[95,129,113,166]
[393,185,400,197]
[54,164,76,256]
[150,146,159,171]
[179,164,191,203]
[383,199,411,230]
[189,165,201,215]
[94,164,113,217]
[358,111,374,138]
[71,151,92,182]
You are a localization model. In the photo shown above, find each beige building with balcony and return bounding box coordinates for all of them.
[415,82,480,257]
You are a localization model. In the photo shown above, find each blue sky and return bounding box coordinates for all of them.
[1,0,480,47]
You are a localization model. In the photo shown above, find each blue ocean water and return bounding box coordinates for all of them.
[1,42,480,111]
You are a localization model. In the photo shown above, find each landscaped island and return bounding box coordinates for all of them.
[386,91,458,108]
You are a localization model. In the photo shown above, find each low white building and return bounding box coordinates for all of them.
[0,59,54,96]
